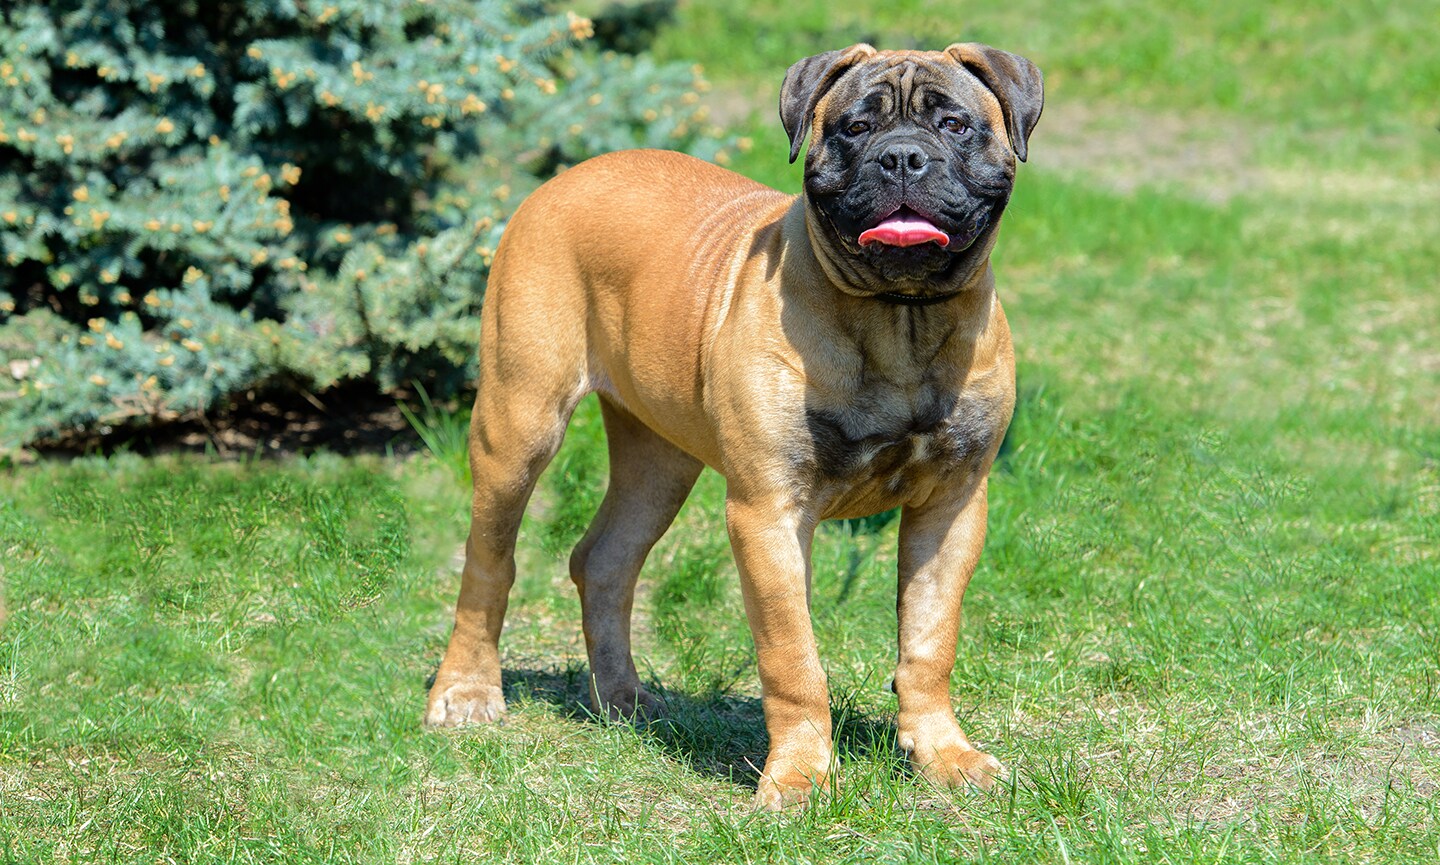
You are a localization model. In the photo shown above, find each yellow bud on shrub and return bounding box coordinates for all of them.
[567,12,594,40]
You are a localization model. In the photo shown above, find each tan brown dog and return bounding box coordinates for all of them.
[425,43,1043,810]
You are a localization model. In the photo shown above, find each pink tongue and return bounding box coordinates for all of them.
[858,213,950,248]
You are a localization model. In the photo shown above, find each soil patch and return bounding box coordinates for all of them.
[1028,100,1258,202]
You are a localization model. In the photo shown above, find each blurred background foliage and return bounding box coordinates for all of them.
[0,0,731,452]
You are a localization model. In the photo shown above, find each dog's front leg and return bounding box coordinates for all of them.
[894,478,1006,790]
[725,496,831,810]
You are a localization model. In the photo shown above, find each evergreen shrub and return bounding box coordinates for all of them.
[0,0,733,450]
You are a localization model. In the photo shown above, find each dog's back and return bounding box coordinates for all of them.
[482,150,792,466]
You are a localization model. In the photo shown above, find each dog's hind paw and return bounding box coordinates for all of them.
[593,685,666,724]
[424,680,506,728]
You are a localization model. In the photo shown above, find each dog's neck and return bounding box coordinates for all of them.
[871,289,965,307]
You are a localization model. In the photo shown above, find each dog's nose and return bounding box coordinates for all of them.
[878,143,931,179]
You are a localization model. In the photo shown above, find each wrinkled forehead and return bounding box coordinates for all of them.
[826,52,1005,130]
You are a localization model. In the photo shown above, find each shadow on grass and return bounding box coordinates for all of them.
[490,664,905,792]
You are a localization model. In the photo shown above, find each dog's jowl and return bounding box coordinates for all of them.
[425,43,1043,811]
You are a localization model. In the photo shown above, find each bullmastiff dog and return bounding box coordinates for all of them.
[425,42,1043,809]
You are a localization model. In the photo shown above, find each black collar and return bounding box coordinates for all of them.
[872,290,963,307]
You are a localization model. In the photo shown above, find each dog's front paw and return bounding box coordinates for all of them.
[911,742,1006,791]
[425,679,506,728]
[898,715,1006,791]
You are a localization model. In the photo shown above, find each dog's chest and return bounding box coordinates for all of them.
[802,378,1006,489]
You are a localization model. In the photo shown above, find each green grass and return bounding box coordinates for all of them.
[3,1,1439,861]
[653,0,1440,137]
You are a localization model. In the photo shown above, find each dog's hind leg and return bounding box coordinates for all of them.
[425,289,589,728]
[569,397,702,721]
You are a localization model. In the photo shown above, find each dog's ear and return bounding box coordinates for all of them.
[944,43,1044,162]
[779,44,877,164]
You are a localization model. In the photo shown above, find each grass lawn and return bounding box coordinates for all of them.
[2,1,1437,861]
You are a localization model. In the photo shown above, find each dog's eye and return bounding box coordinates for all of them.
[845,120,871,136]
[941,117,970,135]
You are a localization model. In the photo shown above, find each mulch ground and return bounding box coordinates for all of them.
[28,382,447,461]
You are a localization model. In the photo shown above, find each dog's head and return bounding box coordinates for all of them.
[781,44,1043,297]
